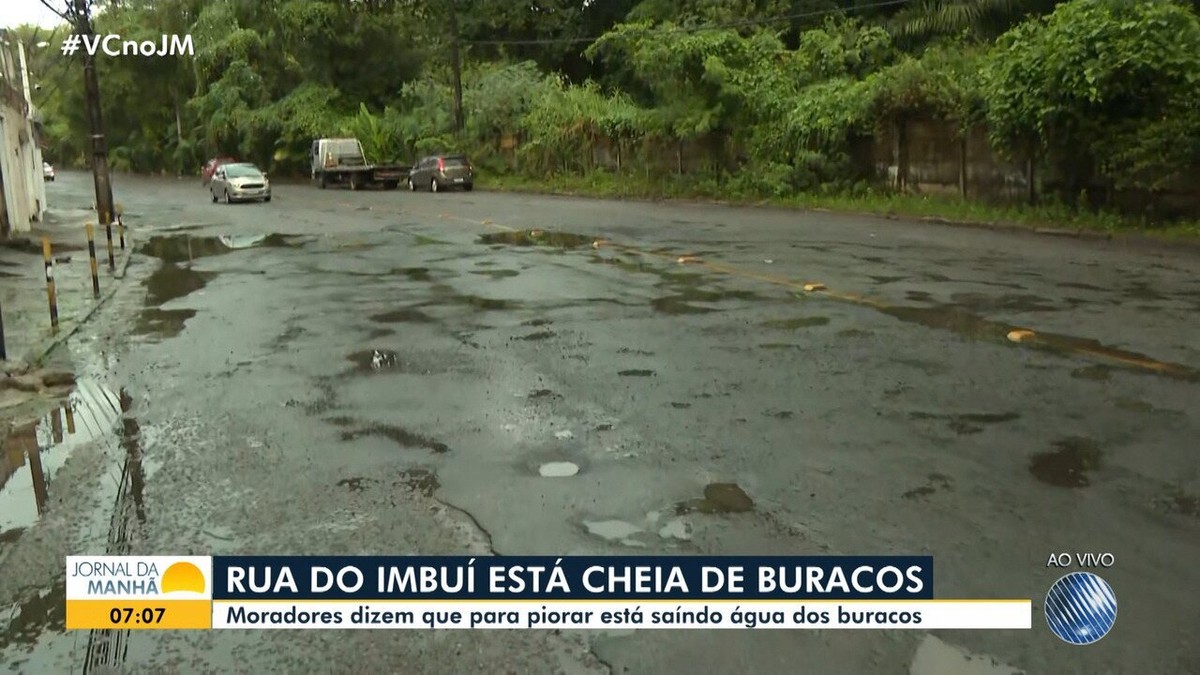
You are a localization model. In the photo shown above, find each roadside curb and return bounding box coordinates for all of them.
[480,185,1200,255]
[28,239,136,366]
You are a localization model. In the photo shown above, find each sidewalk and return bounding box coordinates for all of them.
[1,209,134,412]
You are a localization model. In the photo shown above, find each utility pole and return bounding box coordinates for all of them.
[448,1,464,134]
[74,0,115,226]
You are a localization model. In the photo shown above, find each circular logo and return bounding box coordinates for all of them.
[1044,572,1117,645]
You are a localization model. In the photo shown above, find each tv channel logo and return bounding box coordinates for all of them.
[1044,572,1117,645]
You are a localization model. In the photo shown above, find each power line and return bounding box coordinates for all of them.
[464,0,915,46]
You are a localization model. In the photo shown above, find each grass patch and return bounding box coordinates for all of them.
[483,172,1200,240]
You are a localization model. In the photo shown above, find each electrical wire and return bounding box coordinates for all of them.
[464,0,915,46]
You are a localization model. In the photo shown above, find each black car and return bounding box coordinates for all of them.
[408,154,473,192]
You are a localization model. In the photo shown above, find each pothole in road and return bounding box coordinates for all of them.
[144,262,216,306]
[1029,437,1102,488]
[0,380,123,544]
[761,316,830,329]
[618,369,655,377]
[138,233,307,263]
[369,307,435,324]
[676,482,755,515]
[336,469,441,497]
[471,269,521,279]
[479,230,597,249]
[908,411,1020,436]
[345,349,401,373]
[338,422,450,454]
[651,289,761,315]
[513,331,555,342]
[132,308,197,340]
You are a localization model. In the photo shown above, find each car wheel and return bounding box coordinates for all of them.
[318,173,327,189]
[463,183,474,192]
[264,196,271,203]
[211,190,218,203]
[431,177,439,193]
[224,190,231,204]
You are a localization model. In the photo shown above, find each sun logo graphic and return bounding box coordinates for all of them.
[161,561,207,596]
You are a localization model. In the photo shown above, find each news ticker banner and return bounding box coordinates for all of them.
[66,555,1031,630]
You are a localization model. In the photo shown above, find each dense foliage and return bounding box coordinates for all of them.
[14,0,1200,215]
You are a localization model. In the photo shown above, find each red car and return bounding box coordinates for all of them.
[202,156,237,185]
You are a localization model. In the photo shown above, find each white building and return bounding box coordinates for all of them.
[0,29,46,236]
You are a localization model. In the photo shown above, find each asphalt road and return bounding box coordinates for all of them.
[2,171,1198,673]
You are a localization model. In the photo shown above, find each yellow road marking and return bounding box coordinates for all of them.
[389,205,1195,380]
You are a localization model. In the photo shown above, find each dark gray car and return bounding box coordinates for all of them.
[408,154,473,192]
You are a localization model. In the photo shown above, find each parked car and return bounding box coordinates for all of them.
[43,162,55,182]
[408,154,473,192]
[209,163,271,204]
[202,156,237,185]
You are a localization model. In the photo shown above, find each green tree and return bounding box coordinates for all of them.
[982,0,1200,199]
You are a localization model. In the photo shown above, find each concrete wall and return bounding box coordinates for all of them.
[0,31,45,237]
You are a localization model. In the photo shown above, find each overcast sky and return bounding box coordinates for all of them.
[1,1,69,30]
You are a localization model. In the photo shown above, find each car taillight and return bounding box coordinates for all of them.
[437,157,445,172]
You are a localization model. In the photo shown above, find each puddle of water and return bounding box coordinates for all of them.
[0,381,122,539]
[616,347,653,355]
[909,411,1020,436]
[471,269,520,279]
[144,263,216,306]
[412,235,447,247]
[762,316,830,329]
[528,389,560,400]
[396,267,432,281]
[515,331,555,341]
[838,328,873,338]
[0,581,66,651]
[345,349,401,373]
[424,287,519,311]
[670,402,691,409]
[369,307,434,324]
[479,230,596,249]
[1029,437,1102,487]
[132,308,196,339]
[138,233,303,263]
[539,461,579,477]
[651,288,760,315]
[870,275,907,285]
[1059,281,1104,291]
[676,482,755,515]
[618,369,655,377]
[949,292,1058,313]
[340,422,449,454]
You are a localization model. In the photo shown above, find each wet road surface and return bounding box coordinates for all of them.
[2,172,1198,673]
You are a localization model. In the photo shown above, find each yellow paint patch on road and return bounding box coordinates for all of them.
[677,256,702,264]
[1007,329,1036,343]
[803,282,827,292]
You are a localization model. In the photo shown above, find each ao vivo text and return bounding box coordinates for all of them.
[1046,553,1116,568]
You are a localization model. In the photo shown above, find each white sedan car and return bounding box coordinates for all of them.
[43,162,55,181]
[209,162,271,204]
